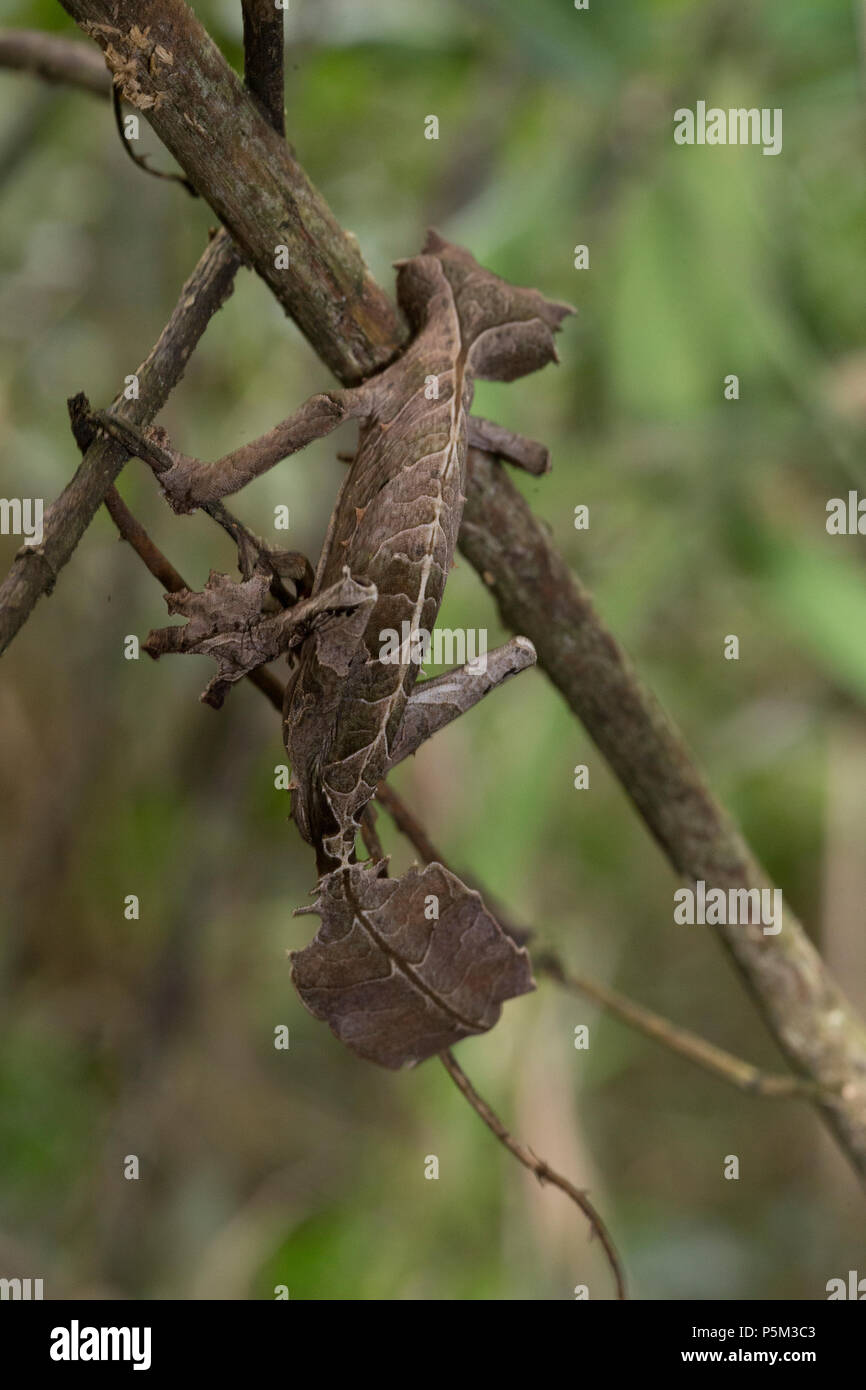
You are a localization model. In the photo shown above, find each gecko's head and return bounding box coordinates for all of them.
[395,230,574,382]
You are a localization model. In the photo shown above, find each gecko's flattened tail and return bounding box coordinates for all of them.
[291,860,535,1068]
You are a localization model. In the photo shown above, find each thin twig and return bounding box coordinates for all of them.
[373,781,443,867]
[112,85,197,196]
[104,486,187,593]
[377,781,834,1103]
[536,951,839,1102]
[440,1048,627,1300]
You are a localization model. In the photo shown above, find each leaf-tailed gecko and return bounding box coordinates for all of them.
[95,232,573,1068]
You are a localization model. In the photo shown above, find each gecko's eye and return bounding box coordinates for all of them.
[394,255,446,331]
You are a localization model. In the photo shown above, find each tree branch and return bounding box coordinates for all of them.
[535,951,834,1102]
[458,451,866,1167]
[58,0,404,383]
[373,781,445,870]
[0,229,240,656]
[0,29,108,96]
[103,485,187,593]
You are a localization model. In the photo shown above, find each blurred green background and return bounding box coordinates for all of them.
[1,0,865,1299]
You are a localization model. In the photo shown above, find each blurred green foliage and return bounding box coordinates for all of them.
[1,0,865,1299]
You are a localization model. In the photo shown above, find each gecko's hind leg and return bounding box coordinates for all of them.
[467,416,551,476]
[385,636,536,772]
[145,566,376,709]
[93,385,372,513]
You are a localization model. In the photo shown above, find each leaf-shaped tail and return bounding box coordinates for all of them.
[291,860,534,1068]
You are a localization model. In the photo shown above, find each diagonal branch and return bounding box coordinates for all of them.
[57,0,403,383]
[458,451,866,1163]
[0,229,240,656]
[535,951,834,1102]
[103,485,186,593]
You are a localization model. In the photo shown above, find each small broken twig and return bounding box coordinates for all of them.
[111,85,197,196]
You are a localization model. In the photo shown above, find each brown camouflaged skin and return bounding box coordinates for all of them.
[283,232,571,870]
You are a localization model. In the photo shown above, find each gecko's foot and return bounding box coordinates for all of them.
[467,416,551,475]
[92,410,206,514]
[146,565,378,709]
[157,456,213,514]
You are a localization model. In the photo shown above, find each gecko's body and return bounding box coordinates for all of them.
[100,232,570,1066]
[285,232,571,870]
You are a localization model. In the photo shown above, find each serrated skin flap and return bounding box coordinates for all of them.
[291,861,535,1068]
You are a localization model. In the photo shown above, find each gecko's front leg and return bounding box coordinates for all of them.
[385,636,537,771]
[94,386,371,513]
[467,417,551,476]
